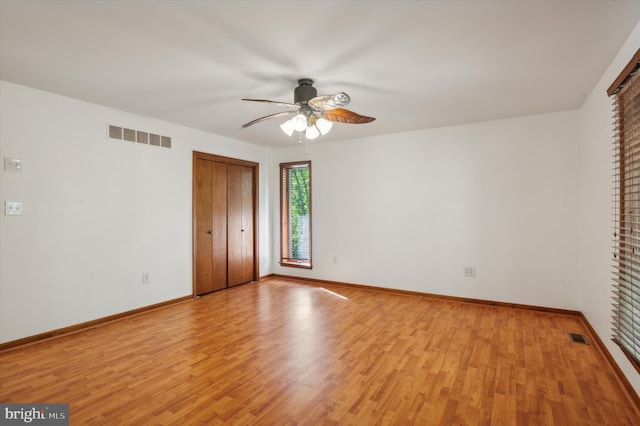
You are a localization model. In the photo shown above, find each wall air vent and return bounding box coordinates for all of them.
[568,332,589,345]
[108,125,123,139]
[149,133,160,146]
[107,124,171,149]
[136,131,149,144]
[123,128,136,142]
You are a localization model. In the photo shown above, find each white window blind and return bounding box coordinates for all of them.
[610,49,640,368]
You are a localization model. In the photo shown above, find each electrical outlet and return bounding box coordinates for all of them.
[464,266,476,278]
[142,273,150,283]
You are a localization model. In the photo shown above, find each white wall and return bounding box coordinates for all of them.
[272,110,580,310]
[0,81,272,343]
[2,22,638,393]
[579,23,640,393]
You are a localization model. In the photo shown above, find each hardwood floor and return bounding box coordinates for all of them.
[1,277,638,425]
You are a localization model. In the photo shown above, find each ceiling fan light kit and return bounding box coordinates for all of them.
[305,123,320,140]
[291,113,308,132]
[279,119,295,137]
[241,79,375,142]
[315,117,333,135]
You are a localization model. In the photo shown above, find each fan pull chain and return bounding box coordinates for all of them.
[297,132,309,155]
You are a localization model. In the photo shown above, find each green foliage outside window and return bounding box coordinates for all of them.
[288,166,310,259]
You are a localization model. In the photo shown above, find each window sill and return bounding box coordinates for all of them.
[280,261,312,270]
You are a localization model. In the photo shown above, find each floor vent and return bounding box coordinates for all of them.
[107,124,171,149]
[568,332,589,345]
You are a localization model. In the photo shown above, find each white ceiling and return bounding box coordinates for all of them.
[1,0,639,148]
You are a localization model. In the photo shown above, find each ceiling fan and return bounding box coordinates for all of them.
[241,78,375,140]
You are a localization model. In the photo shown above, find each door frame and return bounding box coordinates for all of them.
[192,151,259,296]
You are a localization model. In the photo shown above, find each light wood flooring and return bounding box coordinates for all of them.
[1,277,638,425]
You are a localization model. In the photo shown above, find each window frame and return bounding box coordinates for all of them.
[279,161,312,269]
[609,48,640,373]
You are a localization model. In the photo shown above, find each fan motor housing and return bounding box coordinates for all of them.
[294,78,317,104]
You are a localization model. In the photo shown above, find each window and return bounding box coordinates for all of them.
[280,161,312,268]
[609,49,640,370]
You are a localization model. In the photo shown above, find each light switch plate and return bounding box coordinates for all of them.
[4,158,23,172]
[5,201,23,215]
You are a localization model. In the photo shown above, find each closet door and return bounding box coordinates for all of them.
[194,158,214,295]
[227,164,255,286]
[209,161,229,291]
[239,165,255,283]
[193,152,258,296]
[194,159,228,295]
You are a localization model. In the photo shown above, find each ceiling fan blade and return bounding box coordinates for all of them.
[241,110,298,129]
[322,108,375,124]
[308,92,351,111]
[241,98,299,108]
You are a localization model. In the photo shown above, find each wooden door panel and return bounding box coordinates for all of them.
[210,161,228,291]
[240,165,255,283]
[227,165,244,286]
[194,159,214,295]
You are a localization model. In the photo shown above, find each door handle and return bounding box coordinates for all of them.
[207,230,212,234]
